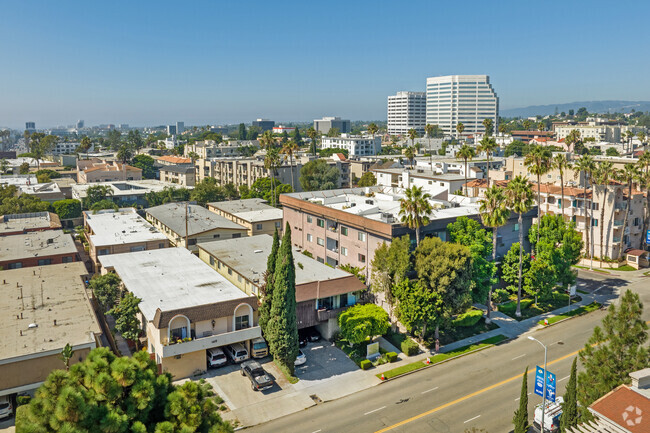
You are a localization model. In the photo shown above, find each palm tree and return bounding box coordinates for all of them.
[618,164,639,252]
[399,185,432,246]
[60,343,74,371]
[504,176,534,318]
[565,129,581,153]
[455,144,475,196]
[306,127,318,155]
[479,185,510,322]
[638,150,650,176]
[638,169,650,250]
[552,154,570,220]
[498,124,507,135]
[280,140,299,190]
[573,155,595,257]
[404,146,416,168]
[478,136,498,187]
[624,130,634,153]
[116,145,133,164]
[482,118,494,137]
[367,123,378,138]
[594,162,614,264]
[456,122,465,141]
[408,128,418,147]
[522,120,531,131]
[637,131,647,148]
[537,121,545,133]
[425,124,436,169]
[264,146,280,207]
[524,145,553,248]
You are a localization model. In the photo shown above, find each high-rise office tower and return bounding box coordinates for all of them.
[176,121,184,134]
[425,75,498,137]
[167,125,177,135]
[76,119,84,129]
[387,91,426,136]
[252,119,275,132]
[314,117,351,134]
[25,122,35,131]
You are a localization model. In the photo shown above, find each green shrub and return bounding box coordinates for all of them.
[499,299,534,315]
[452,309,483,327]
[401,338,420,356]
[17,395,31,406]
[360,359,372,370]
[386,352,398,362]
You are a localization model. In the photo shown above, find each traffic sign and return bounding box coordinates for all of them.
[534,366,545,397]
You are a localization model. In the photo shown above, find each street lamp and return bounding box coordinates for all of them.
[528,336,548,432]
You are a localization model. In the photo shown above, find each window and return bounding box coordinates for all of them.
[317,256,324,263]
[235,315,250,330]
[171,327,187,340]
[8,262,22,269]
[358,232,366,242]
[307,215,313,223]
[256,224,263,230]
[317,237,324,246]
[232,233,241,238]
[557,199,562,207]
[159,243,165,248]
[341,247,348,256]
[213,234,220,239]
[62,256,73,263]
[307,234,313,242]
[227,268,233,275]
[237,275,242,283]
[275,221,281,228]
[358,254,366,263]
[209,256,215,266]
[188,238,197,246]
[98,249,110,256]
[513,223,519,232]
[38,259,52,266]
[217,261,221,269]
[317,218,325,228]
[592,219,598,227]
[341,227,348,236]
[130,245,145,252]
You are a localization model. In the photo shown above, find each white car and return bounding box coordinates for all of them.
[294,349,306,366]
[0,395,12,420]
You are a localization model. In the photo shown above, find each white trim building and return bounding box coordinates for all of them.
[387,91,426,136]
[321,135,382,157]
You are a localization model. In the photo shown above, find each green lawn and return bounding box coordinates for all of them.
[539,302,602,326]
[273,360,299,384]
[438,317,498,345]
[378,335,507,380]
[573,265,611,274]
[498,293,582,321]
[616,265,637,271]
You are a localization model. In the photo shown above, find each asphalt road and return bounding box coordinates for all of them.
[246,271,647,433]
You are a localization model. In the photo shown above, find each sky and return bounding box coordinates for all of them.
[1,0,650,128]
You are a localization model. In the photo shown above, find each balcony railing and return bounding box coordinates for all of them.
[615,203,627,211]
[613,220,624,227]
[317,307,347,322]
[613,236,622,243]
[161,326,261,358]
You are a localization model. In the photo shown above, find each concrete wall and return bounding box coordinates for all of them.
[89,239,169,272]
[0,252,79,270]
[161,348,206,380]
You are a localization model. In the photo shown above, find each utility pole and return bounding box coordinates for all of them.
[529,336,548,433]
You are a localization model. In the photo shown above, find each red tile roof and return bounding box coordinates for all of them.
[158,155,192,164]
[590,385,650,433]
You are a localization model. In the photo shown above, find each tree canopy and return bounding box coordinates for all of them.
[337,304,389,345]
[52,199,82,220]
[0,185,49,215]
[299,159,339,191]
[239,178,292,206]
[357,171,376,187]
[89,273,122,313]
[131,154,157,179]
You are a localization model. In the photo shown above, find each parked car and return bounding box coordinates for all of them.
[533,397,563,432]
[251,337,268,358]
[0,395,13,420]
[225,343,249,363]
[240,360,274,391]
[294,349,306,366]
[299,328,321,345]
[206,347,228,368]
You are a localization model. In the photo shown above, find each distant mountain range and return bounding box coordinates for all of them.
[501,100,650,118]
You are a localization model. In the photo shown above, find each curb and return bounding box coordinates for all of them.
[536,302,604,330]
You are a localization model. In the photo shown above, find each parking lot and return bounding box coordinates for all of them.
[0,416,15,433]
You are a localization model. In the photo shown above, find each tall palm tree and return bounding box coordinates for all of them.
[479,185,510,322]
[280,140,299,190]
[618,164,639,252]
[524,145,553,248]
[565,129,581,153]
[408,128,418,147]
[522,120,531,131]
[552,154,570,220]
[367,123,378,138]
[498,123,507,135]
[425,124,436,169]
[573,155,595,258]
[638,169,650,250]
[306,127,319,155]
[404,146,416,168]
[264,146,281,207]
[594,162,614,264]
[456,122,465,141]
[399,185,432,246]
[456,144,475,196]
[624,130,634,153]
[637,150,650,176]
[259,130,275,151]
[637,131,647,148]
[478,136,498,187]
[482,118,494,137]
[537,121,545,133]
[504,176,534,318]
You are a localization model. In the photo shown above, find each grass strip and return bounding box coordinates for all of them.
[378,334,507,380]
[573,265,611,274]
[273,359,299,384]
[539,302,602,326]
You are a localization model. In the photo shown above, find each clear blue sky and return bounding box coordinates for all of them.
[2,0,649,128]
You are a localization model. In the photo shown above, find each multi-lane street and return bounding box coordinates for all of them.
[246,270,647,433]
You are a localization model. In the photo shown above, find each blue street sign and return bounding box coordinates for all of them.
[534,366,545,397]
[546,370,557,401]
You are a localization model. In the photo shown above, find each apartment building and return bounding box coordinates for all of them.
[47,141,95,156]
[373,168,468,196]
[83,208,169,272]
[145,203,248,253]
[77,161,142,183]
[0,230,79,269]
[159,165,196,187]
[198,235,366,338]
[510,130,554,144]
[500,156,585,187]
[321,135,382,157]
[0,262,102,397]
[72,180,191,207]
[314,117,351,134]
[0,212,62,236]
[425,75,499,137]
[156,155,193,166]
[184,140,260,159]
[553,120,644,143]
[206,198,283,236]
[387,91,427,136]
[99,248,259,380]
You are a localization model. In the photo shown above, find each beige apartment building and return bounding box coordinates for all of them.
[159,165,196,187]
[100,248,260,380]
[184,140,260,159]
[77,160,142,184]
[83,208,169,272]
[207,198,283,236]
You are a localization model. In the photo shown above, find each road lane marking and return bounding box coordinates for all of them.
[421,387,439,394]
[364,406,386,416]
[463,415,481,423]
[515,392,532,401]
[311,430,322,433]
[559,375,570,382]
[511,354,526,360]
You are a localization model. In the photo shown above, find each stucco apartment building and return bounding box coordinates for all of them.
[100,248,260,380]
[207,198,283,236]
[159,165,196,187]
[0,211,61,236]
[83,208,169,272]
[0,262,102,397]
[281,186,533,280]
[145,203,248,253]
[0,229,79,269]
[198,235,366,338]
[77,160,142,184]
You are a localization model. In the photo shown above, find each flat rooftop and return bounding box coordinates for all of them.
[208,198,283,222]
[99,248,251,322]
[373,168,467,181]
[199,234,351,286]
[72,179,193,199]
[146,203,246,236]
[0,229,78,262]
[284,186,481,223]
[84,208,167,247]
[0,212,61,235]
[0,262,100,361]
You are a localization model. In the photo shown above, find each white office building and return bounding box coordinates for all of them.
[387,91,426,136]
[321,135,382,157]
[426,75,499,138]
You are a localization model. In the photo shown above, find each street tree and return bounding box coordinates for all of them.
[299,159,339,191]
[370,236,411,321]
[357,171,376,187]
[524,145,553,248]
[500,242,531,296]
[399,185,432,246]
[560,358,578,432]
[477,136,498,187]
[393,279,443,340]
[337,304,389,345]
[617,164,639,251]
[280,140,299,190]
[552,153,570,220]
[455,144,475,196]
[573,155,595,257]
[259,228,280,335]
[513,367,529,433]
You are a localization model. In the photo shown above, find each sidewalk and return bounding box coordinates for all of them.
[104,314,132,357]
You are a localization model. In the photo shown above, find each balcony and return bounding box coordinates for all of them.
[613,220,624,227]
[162,326,261,358]
[317,307,347,322]
[613,236,622,243]
[615,203,627,211]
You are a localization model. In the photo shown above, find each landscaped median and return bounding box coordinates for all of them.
[539,302,602,326]
[376,334,508,380]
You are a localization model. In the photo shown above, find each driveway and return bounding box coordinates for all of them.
[294,341,358,383]
[0,416,14,433]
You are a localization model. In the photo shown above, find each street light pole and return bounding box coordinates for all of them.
[528,336,548,432]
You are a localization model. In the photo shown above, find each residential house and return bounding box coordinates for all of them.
[77,160,142,184]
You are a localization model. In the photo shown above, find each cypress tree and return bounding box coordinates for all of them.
[259,228,280,335]
[560,358,578,432]
[513,367,528,433]
[268,223,299,374]
[293,127,303,146]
